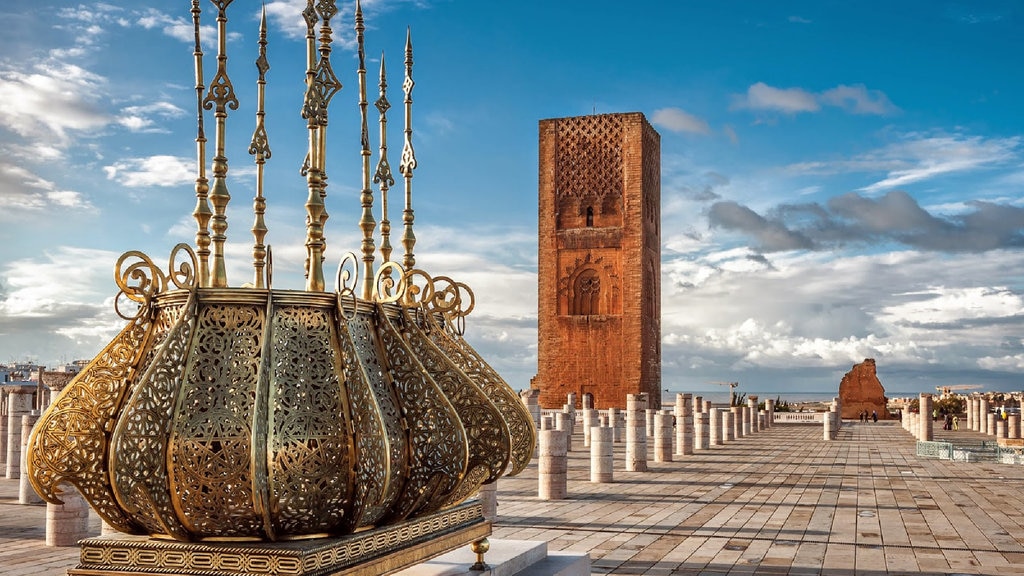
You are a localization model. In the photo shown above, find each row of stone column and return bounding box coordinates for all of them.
[1,383,95,546]
[965,395,1022,439]
[533,391,776,500]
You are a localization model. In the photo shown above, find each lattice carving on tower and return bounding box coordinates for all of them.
[555,115,624,221]
[642,119,660,230]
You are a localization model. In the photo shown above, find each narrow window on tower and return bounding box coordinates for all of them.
[586,206,594,227]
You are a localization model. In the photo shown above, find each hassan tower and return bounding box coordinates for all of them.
[533,113,662,410]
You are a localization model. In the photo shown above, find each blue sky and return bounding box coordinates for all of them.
[1,0,1022,400]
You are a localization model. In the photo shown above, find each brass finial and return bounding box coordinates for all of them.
[203,0,239,288]
[399,27,417,270]
[374,53,395,266]
[301,0,342,292]
[249,4,271,289]
[356,0,377,299]
[190,0,211,288]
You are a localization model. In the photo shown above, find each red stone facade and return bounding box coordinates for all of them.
[534,113,661,410]
[838,358,889,420]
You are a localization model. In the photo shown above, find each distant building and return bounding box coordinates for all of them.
[533,112,662,410]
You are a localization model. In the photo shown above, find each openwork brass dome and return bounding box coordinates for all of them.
[26,0,534,544]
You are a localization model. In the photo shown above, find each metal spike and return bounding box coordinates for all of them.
[249,4,271,289]
[375,53,395,265]
[356,0,377,299]
[190,0,211,288]
[399,27,417,271]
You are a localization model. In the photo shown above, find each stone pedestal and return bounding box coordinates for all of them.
[521,389,541,429]
[608,408,621,443]
[645,408,656,439]
[918,394,933,441]
[996,419,1007,439]
[1010,414,1020,440]
[581,409,597,447]
[0,389,7,471]
[724,410,735,442]
[692,395,703,418]
[748,396,759,433]
[694,412,709,450]
[590,426,613,483]
[731,406,744,439]
[555,412,572,452]
[823,411,835,441]
[765,398,775,429]
[980,398,990,434]
[675,393,692,456]
[5,386,35,479]
[987,413,997,437]
[625,394,648,472]
[19,412,42,504]
[479,481,498,522]
[653,413,673,462]
[47,483,93,546]
[709,409,722,446]
[538,430,567,500]
[966,396,975,431]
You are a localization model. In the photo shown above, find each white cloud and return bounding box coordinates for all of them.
[734,82,896,117]
[782,132,1020,193]
[651,107,710,135]
[118,102,187,133]
[734,82,819,114]
[862,134,1019,192]
[0,62,110,146]
[104,155,194,188]
[0,162,94,213]
[821,84,898,115]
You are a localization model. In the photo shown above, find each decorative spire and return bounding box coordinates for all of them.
[374,53,395,266]
[203,0,239,288]
[249,4,271,289]
[190,0,211,288]
[301,0,342,292]
[356,0,376,299]
[399,27,418,271]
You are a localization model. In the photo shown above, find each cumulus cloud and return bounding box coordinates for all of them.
[709,191,1024,254]
[0,62,110,146]
[0,162,94,213]
[820,84,897,115]
[733,82,897,116]
[118,102,186,133]
[708,201,814,251]
[651,107,710,135]
[734,82,819,114]
[104,155,194,187]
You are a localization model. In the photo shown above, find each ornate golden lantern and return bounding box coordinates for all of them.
[26,0,533,556]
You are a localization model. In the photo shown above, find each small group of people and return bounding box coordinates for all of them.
[858,410,878,423]
[942,413,960,430]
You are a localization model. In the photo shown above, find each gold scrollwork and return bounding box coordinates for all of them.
[373,260,407,303]
[334,252,359,319]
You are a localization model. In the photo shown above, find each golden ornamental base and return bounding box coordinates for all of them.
[69,502,489,576]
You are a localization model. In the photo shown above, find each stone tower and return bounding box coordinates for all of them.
[534,112,661,410]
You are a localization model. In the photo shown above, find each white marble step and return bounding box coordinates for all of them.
[395,539,589,576]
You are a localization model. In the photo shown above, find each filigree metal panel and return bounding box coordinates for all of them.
[397,306,508,496]
[266,304,352,536]
[169,302,265,538]
[377,306,466,521]
[346,314,409,526]
[109,294,197,540]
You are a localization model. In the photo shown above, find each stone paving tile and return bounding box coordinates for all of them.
[3,419,1024,575]
[492,419,1024,575]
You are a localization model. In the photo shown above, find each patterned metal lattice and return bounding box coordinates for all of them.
[555,115,623,202]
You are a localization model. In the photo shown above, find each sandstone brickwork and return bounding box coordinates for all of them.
[534,113,661,410]
[839,358,889,420]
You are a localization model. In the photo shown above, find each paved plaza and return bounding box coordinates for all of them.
[2,420,1024,575]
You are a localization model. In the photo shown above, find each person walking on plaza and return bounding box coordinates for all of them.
[953,415,959,430]
[872,410,878,423]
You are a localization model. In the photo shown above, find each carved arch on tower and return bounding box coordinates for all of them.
[558,253,620,316]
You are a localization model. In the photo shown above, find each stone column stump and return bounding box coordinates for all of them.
[590,426,613,483]
[625,393,648,472]
[538,429,567,500]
